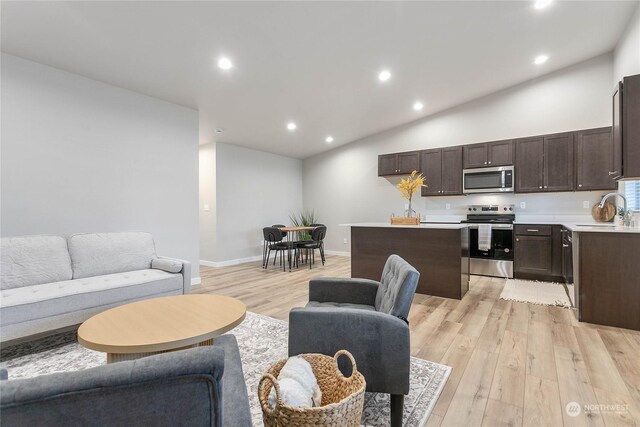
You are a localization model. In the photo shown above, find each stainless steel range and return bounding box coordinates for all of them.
[461,204,515,278]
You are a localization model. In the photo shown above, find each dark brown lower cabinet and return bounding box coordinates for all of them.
[578,232,640,331]
[351,226,469,299]
[514,225,562,281]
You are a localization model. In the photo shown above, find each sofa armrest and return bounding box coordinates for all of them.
[288,307,410,394]
[0,347,226,426]
[158,256,191,294]
[309,277,379,306]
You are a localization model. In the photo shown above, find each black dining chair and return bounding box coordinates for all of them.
[263,227,297,271]
[298,226,327,269]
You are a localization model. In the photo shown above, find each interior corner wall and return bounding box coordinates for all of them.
[1,53,200,279]
[212,143,303,263]
[302,54,614,253]
[199,143,217,262]
[614,3,640,82]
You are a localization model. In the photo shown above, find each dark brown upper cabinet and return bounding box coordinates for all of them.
[515,133,574,193]
[544,132,574,192]
[377,151,420,176]
[420,147,462,196]
[463,140,513,169]
[515,136,544,192]
[613,74,640,179]
[575,127,617,191]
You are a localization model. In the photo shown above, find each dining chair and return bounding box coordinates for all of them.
[297,226,327,269]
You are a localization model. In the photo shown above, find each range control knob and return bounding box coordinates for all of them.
[505,248,510,253]
[503,207,507,211]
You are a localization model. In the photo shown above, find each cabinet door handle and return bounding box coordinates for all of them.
[609,171,618,176]
[484,161,487,165]
[527,229,539,232]
[562,244,569,248]
[516,238,520,242]
[578,184,582,187]
[488,161,492,165]
[539,186,543,189]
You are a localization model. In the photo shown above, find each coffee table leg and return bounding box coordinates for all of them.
[106,338,215,363]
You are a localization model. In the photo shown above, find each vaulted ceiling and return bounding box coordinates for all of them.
[2,1,637,158]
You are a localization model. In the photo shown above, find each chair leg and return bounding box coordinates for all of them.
[390,394,404,427]
[320,244,325,265]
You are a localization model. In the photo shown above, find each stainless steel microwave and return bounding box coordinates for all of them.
[463,166,514,194]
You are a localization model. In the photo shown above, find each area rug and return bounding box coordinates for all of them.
[500,279,574,308]
[1,312,451,427]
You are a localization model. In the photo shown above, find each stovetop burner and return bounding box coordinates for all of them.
[463,204,515,224]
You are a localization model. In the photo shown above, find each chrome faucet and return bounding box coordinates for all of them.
[599,192,631,226]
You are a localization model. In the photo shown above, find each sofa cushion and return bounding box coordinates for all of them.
[1,236,72,290]
[1,269,182,326]
[306,301,376,311]
[68,232,157,279]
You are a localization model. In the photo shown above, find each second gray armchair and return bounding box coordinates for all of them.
[288,254,419,427]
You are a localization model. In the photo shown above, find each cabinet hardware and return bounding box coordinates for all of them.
[578,184,582,187]
[609,171,618,176]
[488,161,492,164]
[516,238,520,242]
[539,186,542,189]
[544,186,548,188]
[563,244,569,248]
[484,161,487,165]
[527,229,539,232]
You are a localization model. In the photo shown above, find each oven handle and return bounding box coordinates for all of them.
[466,224,513,230]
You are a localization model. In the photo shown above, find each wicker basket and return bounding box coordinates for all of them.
[258,350,366,427]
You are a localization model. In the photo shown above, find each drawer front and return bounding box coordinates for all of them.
[515,225,552,236]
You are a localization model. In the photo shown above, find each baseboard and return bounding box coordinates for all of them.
[324,250,351,257]
[191,277,202,286]
[200,255,263,268]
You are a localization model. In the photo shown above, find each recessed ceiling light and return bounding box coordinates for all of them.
[214,128,224,134]
[534,55,549,65]
[413,101,424,111]
[378,70,391,82]
[534,0,552,9]
[325,136,334,143]
[287,122,297,131]
[217,57,233,70]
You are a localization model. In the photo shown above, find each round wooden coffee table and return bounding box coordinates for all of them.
[78,294,246,363]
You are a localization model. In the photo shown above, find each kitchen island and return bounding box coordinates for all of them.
[344,223,470,299]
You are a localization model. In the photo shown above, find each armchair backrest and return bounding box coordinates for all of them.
[375,255,419,320]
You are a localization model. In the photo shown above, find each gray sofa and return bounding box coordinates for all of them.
[1,232,191,342]
[0,334,252,427]
[288,254,419,427]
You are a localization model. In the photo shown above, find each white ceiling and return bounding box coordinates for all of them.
[1,1,637,159]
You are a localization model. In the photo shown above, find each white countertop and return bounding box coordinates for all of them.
[340,222,469,230]
[515,215,640,233]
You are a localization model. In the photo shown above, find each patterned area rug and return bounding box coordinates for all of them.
[500,279,574,308]
[1,312,451,427]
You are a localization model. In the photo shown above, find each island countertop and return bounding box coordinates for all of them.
[340,222,469,230]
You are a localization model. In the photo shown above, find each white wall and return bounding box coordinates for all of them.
[614,4,640,82]
[201,142,303,264]
[1,53,200,280]
[199,143,217,261]
[303,54,615,252]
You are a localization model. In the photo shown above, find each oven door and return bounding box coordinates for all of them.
[468,224,514,278]
[463,166,514,194]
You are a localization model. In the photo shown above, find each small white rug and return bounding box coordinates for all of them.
[500,279,574,308]
[1,311,451,427]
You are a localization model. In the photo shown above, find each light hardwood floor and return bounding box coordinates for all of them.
[194,255,640,427]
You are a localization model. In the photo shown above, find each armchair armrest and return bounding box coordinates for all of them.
[309,277,379,306]
[157,256,191,294]
[288,307,410,394]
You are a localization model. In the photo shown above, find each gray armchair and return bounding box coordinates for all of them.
[288,254,419,427]
[0,335,252,427]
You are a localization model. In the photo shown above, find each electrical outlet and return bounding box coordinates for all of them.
[520,201,526,209]
[445,203,451,210]
[583,201,590,209]
[203,204,210,212]
[343,238,348,244]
